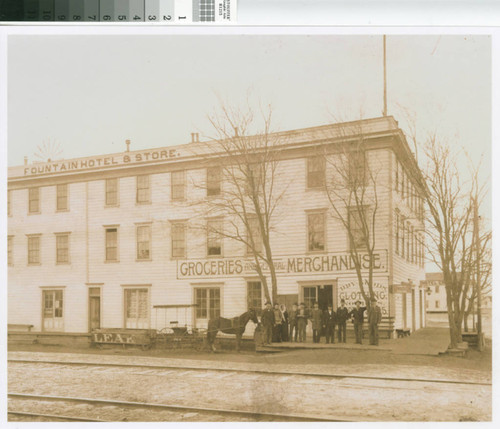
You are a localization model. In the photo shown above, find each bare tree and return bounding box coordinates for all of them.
[319,120,384,308]
[191,102,289,304]
[417,136,488,349]
[462,219,491,332]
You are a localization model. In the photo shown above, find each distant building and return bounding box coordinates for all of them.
[8,116,427,337]
[424,272,447,313]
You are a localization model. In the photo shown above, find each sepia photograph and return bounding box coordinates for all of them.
[3,28,493,423]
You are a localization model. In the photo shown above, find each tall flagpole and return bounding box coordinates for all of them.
[383,35,387,116]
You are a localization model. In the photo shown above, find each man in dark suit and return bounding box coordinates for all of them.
[260,302,274,345]
[368,297,383,346]
[322,305,336,344]
[336,299,349,343]
[349,300,367,344]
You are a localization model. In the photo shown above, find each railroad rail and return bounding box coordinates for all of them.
[8,393,352,422]
[8,410,105,422]
[8,358,491,386]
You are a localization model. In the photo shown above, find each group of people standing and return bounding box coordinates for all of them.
[260,297,382,346]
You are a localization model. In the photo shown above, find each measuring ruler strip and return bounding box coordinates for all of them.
[1,0,236,22]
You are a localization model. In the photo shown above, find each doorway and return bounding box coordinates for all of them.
[412,289,416,332]
[402,293,407,329]
[419,289,424,328]
[42,289,64,332]
[301,283,335,311]
[88,287,101,331]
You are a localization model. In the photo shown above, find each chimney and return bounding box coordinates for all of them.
[234,127,239,137]
[24,156,28,166]
[125,139,131,152]
[191,133,196,143]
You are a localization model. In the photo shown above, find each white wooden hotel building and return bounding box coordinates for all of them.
[7,116,426,337]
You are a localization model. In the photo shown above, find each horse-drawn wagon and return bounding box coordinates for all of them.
[153,304,206,350]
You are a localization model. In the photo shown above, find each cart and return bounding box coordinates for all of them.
[153,304,206,350]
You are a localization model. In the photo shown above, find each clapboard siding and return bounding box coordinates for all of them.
[8,117,427,334]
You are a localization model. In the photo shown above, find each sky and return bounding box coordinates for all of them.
[7,33,491,222]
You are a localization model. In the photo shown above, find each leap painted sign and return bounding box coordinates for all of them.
[91,329,154,346]
[92,332,137,344]
[337,278,389,316]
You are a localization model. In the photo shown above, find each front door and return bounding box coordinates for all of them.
[318,285,333,311]
[42,290,64,332]
[402,293,407,329]
[412,289,416,331]
[89,287,101,331]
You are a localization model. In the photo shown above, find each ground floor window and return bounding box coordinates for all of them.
[124,288,149,329]
[303,286,317,309]
[195,287,220,321]
[247,281,262,315]
[42,289,64,331]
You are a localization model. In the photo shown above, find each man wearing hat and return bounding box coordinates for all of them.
[336,299,349,343]
[261,302,274,345]
[368,297,382,346]
[349,300,367,344]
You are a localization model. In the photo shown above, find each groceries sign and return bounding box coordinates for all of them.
[177,251,387,279]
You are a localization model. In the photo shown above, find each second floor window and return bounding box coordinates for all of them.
[307,212,325,252]
[171,171,185,201]
[207,219,222,256]
[56,184,68,211]
[8,236,13,265]
[171,222,186,258]
[207,166,221,196]
[136,175,150,203]
[105,178,118,206]
[348,207,367,250]
[29,187,40,213]
[56,233,70,264]
[348,150,367,188]
[395,210,400,255]
[105,227,118,261]
[307,156,325,188]
[406,221,410,260]
[247,216,263,254]
[395,161,400,193]
[28,235,40,264]
[136,225,151,260]
[401,218,406,258]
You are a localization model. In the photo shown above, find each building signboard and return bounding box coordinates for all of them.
[391,282,413,294]
[19,148,183,177]
[176,250,388,279]
[91,329,155,346]
[337,277,390,316]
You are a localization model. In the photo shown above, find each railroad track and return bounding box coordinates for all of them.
[8,393,352,422]
[8,358,491,386]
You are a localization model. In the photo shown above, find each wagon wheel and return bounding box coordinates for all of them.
[156,327,174,349]
[193,328,208,351]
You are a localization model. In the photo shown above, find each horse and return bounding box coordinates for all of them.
[206,309,259,352]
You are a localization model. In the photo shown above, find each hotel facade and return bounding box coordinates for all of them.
[7,116,427,337]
